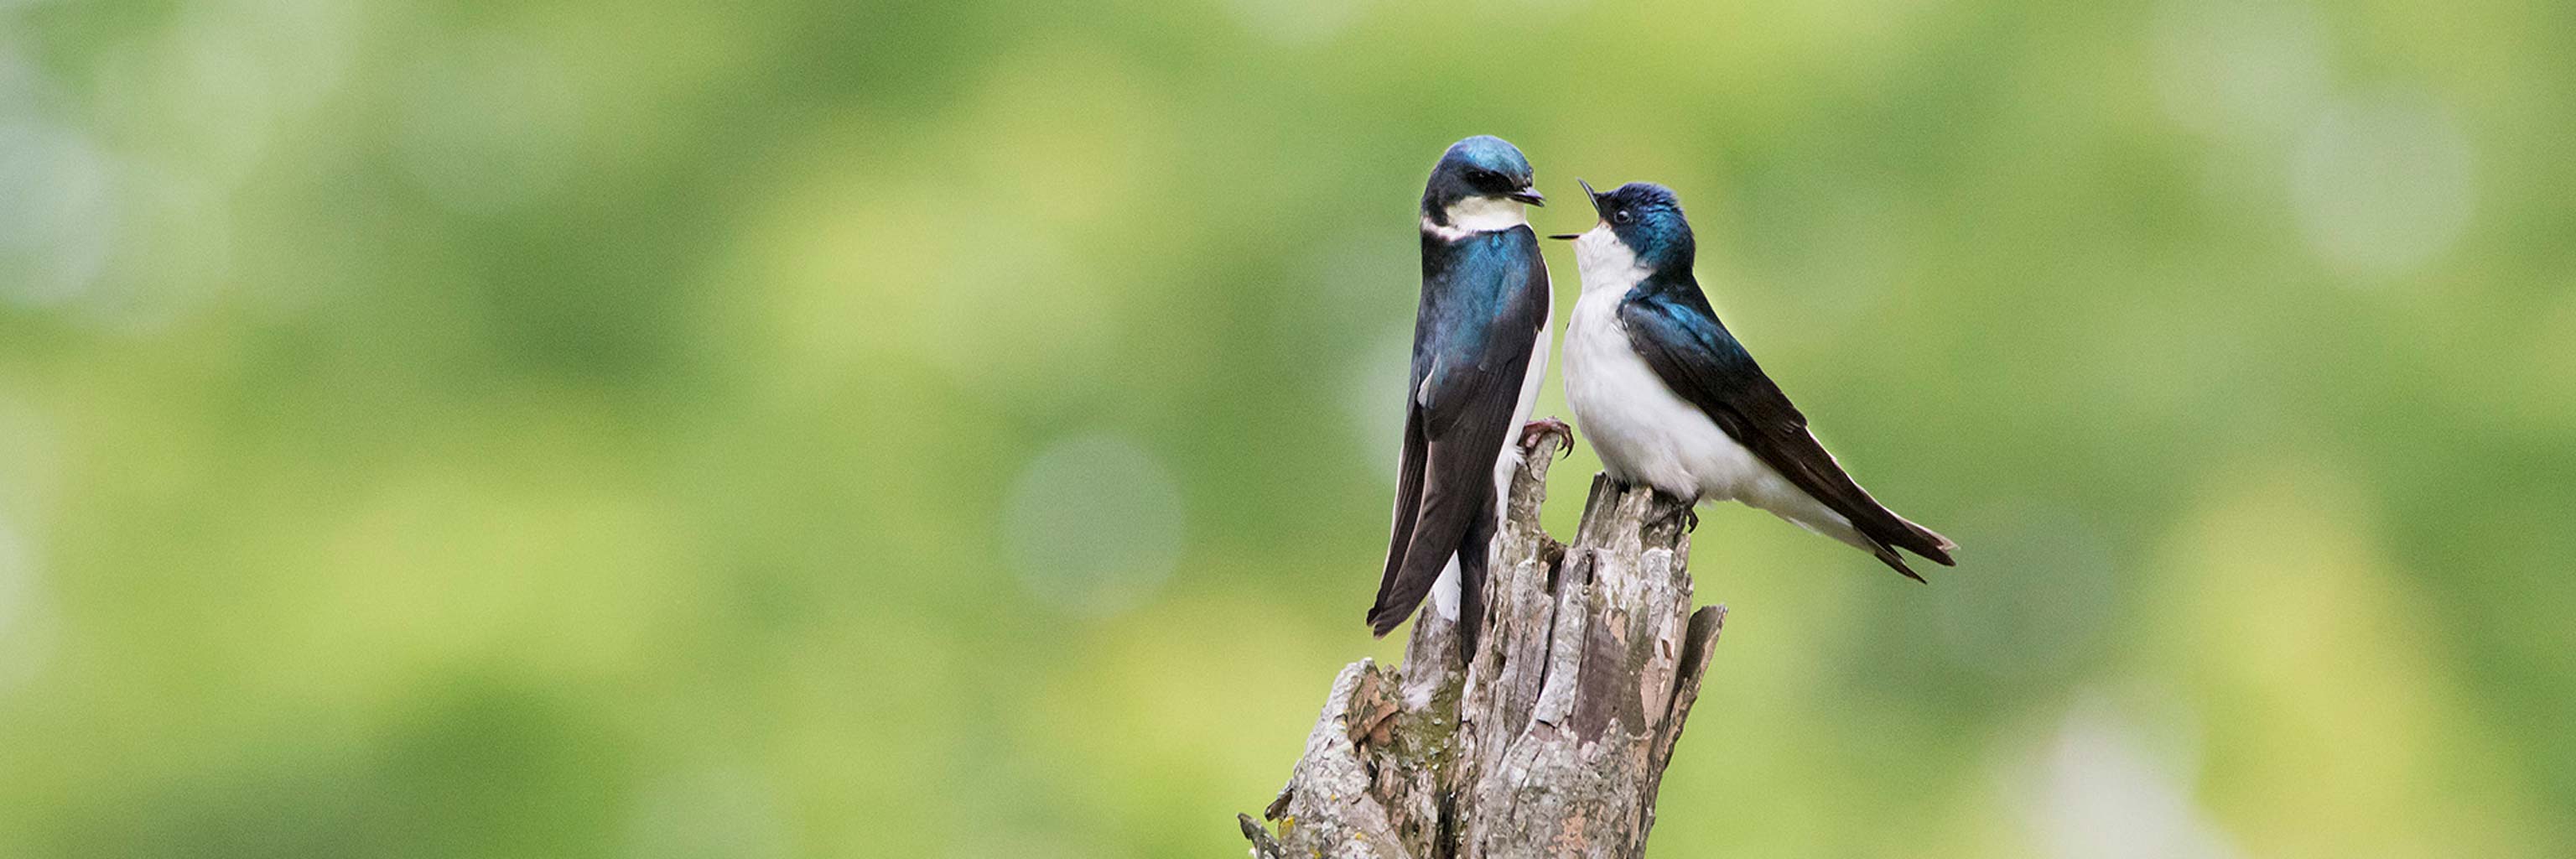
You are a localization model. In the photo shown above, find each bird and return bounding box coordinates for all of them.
[1551,180,1955,580]
[1368,135,1567,652]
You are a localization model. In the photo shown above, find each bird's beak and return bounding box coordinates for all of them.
[1508,187,1546,206]
[1547,179,1605,240]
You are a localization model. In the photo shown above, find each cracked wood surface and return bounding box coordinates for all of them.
[1243,434,1727,859]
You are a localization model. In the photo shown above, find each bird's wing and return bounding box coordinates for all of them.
[1617,283,1954,579]
[1372,228,1550,642]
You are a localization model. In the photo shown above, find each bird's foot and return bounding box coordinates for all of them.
[1518,417,1576,459]
[1651,498,1701,533]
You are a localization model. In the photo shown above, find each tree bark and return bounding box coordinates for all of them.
[1243,434,1726,859]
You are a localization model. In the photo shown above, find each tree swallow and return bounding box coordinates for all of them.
[1551,181,1955,580]
[1369,136,1565,649]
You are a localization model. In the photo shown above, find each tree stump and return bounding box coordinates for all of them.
[1242,434,1727,859]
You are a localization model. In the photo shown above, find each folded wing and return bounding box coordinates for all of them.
[1617,284,1955,579]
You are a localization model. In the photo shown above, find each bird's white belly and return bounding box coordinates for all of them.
[1565,292,1774,504]
[1498,310,1550,499]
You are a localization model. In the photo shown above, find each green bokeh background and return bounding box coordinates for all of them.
[3,0,2572,856]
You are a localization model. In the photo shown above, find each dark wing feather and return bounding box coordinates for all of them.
[1368,362,1515,637]
[1617,284,1954,578]
[1371,227,1550,645]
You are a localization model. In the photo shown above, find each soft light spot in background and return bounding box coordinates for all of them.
[394,31,584,215]
[2012,693,2239,859]
[1931,503,2116,681]
[86,0,360,190]
[2151,0,2329,140]
[3,50,231,336]
[626,765,792,859]
[2290,91,2475,279]
[91,14,271,192]
[0,120,117,309]
[1005,435,1185,618]
[29,0,361,332]
[75,164,230,336]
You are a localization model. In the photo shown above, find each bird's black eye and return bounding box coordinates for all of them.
[1467,168,1498,184]
[1613,210,1634,225]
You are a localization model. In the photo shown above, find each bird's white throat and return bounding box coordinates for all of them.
[1570,223,1649,294]
[1423,195,1529,239]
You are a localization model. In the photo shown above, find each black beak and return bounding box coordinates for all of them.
[1508,187,1546,206]
[1547,179,1606,240]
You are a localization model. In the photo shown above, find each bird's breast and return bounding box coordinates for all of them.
[1564,294,1766,502]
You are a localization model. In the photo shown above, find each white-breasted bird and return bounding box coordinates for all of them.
[1552,180,1955,580]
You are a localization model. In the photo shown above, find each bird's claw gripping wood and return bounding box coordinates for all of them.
[1619,482,1701,534]
[1519,416,1576,458]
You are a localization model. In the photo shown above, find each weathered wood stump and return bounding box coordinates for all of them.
[1241,433,1726,859]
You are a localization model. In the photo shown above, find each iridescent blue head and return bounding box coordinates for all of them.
[1551,180,1695,273]
[1420,135,1545,228]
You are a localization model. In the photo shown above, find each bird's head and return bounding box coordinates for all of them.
[1421,135,1544,229]
[1551,180,1695,276]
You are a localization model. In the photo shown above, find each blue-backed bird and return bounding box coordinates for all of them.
[1552,180,1955,580]
[1369,136,1566,650]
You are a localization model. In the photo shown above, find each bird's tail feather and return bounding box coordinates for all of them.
[1888,513,1956,565]
[1368,494,1494,645]
[1869,542,1929,583]
[1846,497,1954,568]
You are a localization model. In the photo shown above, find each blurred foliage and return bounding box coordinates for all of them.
[2,0,2573,856]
